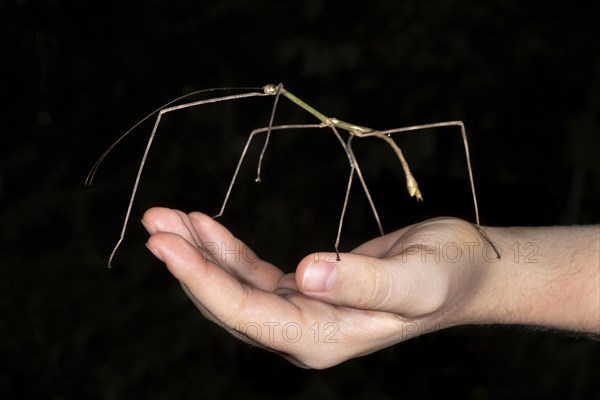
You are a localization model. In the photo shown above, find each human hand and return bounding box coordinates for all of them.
[143,207,494,368]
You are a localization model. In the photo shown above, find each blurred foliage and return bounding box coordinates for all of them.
[1,0,599,398]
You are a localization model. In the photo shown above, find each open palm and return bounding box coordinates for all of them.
[143,207,489,368]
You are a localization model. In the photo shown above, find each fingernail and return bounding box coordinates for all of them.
[145,242,164,262]
[141,219,158,235]
[302,262,337,292]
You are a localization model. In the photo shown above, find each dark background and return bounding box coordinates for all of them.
[2,0,599,398]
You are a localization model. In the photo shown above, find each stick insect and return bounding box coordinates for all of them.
[87,83,492,267]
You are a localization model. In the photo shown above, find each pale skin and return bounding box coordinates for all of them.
[143,207,600,369]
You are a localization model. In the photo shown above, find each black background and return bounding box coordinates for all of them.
[2,0,599,398]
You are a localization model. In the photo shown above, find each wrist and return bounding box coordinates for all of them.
[463,226,600,334]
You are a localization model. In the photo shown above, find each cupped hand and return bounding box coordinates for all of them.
[143,207,492,368]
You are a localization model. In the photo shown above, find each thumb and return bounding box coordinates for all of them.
[296,252,450,317]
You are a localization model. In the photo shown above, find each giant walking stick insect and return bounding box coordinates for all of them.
[87,83,492,267]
